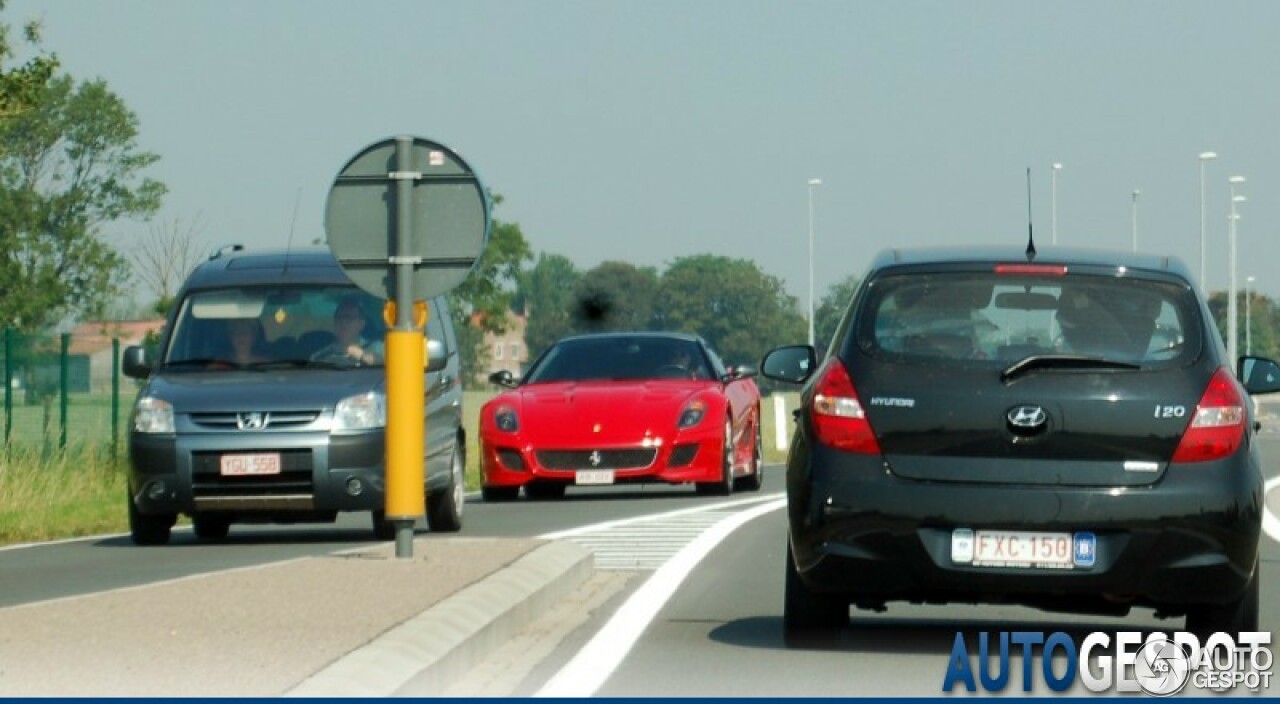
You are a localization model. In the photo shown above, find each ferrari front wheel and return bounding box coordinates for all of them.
[696,417,734,496]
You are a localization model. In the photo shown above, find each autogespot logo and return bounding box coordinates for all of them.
[941,630,1273,695]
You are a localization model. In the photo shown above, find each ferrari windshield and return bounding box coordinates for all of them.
[524,336,712,383]
[164,285,388,368]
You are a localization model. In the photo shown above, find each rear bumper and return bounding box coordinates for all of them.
[787,434,1263,613]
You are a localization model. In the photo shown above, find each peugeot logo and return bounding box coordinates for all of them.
[237,412,267,430]
[1006,405,1047,430]
[588,450,603,467]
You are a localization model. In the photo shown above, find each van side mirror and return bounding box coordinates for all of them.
[122,345,152,379]
[426,339,447,373]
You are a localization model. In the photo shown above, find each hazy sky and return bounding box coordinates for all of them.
[10,0,1280,304]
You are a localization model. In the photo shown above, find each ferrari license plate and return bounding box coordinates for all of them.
[951,529,1094,569]
[575,469,615,485]
[220,453,281,476]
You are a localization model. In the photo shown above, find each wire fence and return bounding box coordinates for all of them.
[1,329,135,459]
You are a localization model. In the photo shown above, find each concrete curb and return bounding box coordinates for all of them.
[285,540,594,697]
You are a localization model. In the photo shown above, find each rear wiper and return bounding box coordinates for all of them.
[1000,354,1141,383]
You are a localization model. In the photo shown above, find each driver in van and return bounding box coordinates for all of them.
[311,296,384,365]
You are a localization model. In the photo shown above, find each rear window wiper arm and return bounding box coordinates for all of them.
[1000,354,1141,383]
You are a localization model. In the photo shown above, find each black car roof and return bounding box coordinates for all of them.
[555,331,705,345]
[869,245,1194,281]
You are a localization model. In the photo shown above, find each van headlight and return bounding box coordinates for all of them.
[133,396,175,434]
[334,391,386,431]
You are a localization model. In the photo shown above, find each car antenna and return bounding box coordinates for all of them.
[284,186,301,274]
[1025,167,1037,261]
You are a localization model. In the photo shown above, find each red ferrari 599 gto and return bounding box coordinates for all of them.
[480,332,763,500]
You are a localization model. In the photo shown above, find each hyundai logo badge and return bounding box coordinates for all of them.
[237,412,267,430]
[1006,405,1047,430]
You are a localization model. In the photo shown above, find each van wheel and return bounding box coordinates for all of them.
[696,417,735,496]
[371,510,397,541]
[192,514,231,540]
[784,539,848,642]
[427,446,465,532]
[128,491,175,546]
[1185,559,1259,639]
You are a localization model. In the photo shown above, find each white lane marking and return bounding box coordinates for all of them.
[1264,476,1280,545]
[535,497,786,698]
[537,492,781,540]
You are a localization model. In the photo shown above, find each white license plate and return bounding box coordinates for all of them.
[220,453,281,476]
[575,469,615,485]
[952,529,1089,569]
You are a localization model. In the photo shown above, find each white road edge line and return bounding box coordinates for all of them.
[537,491,782,540]
[535,496,786,698]
[1264,476,1280,545]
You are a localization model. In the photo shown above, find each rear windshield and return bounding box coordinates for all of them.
[854,273,1201,368]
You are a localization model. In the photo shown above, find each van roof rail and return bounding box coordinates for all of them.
[209,244,245,260]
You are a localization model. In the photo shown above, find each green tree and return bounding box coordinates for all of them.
[0,74,165,330]
[653,254,805,367]
[814,274,861,352]
[571,261,660,333]
[0,1,57,127]
[515,252,580,359]
[446,195,532,384]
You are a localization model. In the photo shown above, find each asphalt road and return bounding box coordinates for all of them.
[4,431,1279,696]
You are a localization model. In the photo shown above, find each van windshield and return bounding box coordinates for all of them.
[165,286,388,369]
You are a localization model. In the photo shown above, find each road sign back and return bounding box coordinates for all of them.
[325,136,490,300]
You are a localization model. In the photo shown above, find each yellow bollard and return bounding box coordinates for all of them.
[384,328,425,522]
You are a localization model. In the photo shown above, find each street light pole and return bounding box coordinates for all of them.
[807,178,822,348]
[1131,190,1140,252]
[1198,152,1218,291]
[1051,163,1063,245]
[1246,275,1255,357]
[1227,175,1246,366]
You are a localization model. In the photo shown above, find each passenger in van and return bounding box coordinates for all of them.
[311,296,385,365]
[223,318,269,365]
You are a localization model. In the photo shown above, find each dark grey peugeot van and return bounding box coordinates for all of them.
[122,247,466,545]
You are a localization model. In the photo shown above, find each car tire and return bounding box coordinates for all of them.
[481,485,520,502]
[696,417,735,496]
[127,491,175,546]
[1185,559,1260,639]
[192,514,231,540]
[426,445,465,533]
[783,539,848,642]
[734,418,764,492]
[524,481,567,500]
[371,510,397,541]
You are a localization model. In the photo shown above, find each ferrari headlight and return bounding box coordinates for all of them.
[133,396,175,434]
[495,404,519,432]
[334,391,386,431]
[678,399,707,429]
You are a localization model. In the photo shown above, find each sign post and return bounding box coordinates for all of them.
[325,135,490,557]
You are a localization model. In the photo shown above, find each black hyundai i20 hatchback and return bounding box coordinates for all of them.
[761,245,1280,639]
